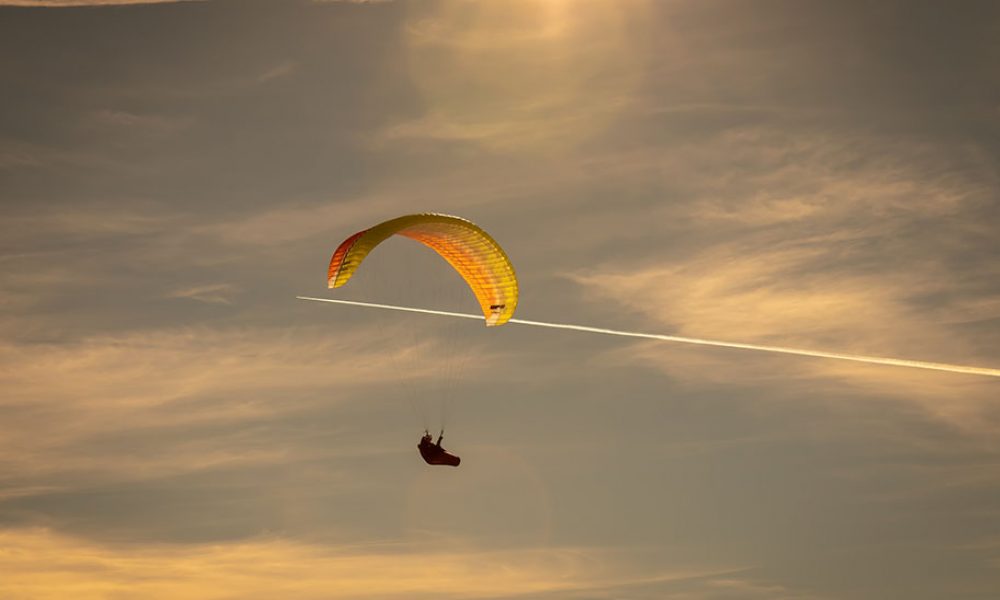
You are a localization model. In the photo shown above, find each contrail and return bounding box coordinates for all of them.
[296,296,1000,379]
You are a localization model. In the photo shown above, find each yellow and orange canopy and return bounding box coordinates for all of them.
[328,214,518,326]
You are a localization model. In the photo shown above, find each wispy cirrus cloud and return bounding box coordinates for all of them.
[168,282,238,304]
[1,205,174,241]
[557,123,1000,435]
[0,323,503,480]
[569,226,1000,429]
[0,0,203,5]
[257,60,298,83]
[85,109,194,135]
[0,527,754,600]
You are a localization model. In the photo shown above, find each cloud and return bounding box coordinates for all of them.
[0,138,130,172]
[2,205,174,240]
[0,143,45,169]
[594,129,993,316]
[196,177,544,249]
[706,577,819,600]
[312,0,395,4]
[85,109,194,135]
[376,1,646,154]
[0,527,750,600]
[0,323,505,482]
[569,241,1000,434]
[0,205,184,312]
[552,124,1000,435]
[194,196,404,247]
[0,0,202,5]
[257,60,298,83]
[168,282,238,304]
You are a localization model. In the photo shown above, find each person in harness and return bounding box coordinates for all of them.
[418,430,461,467]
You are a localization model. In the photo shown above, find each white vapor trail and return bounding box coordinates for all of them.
[297,296,1000,379]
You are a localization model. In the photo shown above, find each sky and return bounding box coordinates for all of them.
[2,0,1000,598]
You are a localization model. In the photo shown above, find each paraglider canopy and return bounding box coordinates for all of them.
[328,213,518,326]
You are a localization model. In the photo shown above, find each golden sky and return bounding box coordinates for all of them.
[2,1,1000,598]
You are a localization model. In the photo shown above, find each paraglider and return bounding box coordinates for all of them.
[417,431,461,467]
[327,213,518,467]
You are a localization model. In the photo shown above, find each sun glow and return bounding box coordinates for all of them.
[390,0,648,153]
